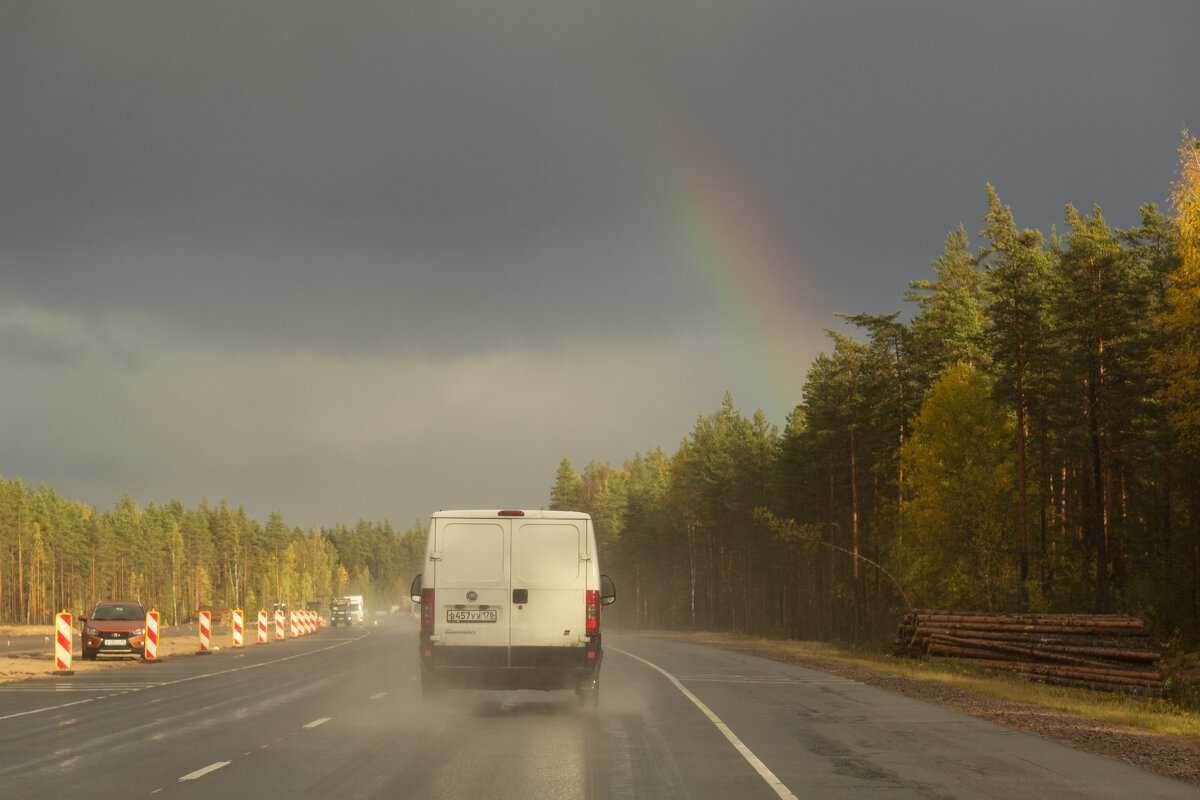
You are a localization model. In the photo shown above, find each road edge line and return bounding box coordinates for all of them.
[610,646,798,800]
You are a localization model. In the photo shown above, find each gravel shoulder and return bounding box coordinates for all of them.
[642,631,1200,788]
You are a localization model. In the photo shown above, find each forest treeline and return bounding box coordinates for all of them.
[553,131,1200,646]
[0,483,427,626]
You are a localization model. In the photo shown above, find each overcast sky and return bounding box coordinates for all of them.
[3,2,1197,531]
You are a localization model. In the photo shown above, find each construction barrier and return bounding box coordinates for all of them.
[305,611,316,635]
[290,611,298,639]
[275,609,285,640]
[55,611,73,674]
[232,609,243,647]
[146,610,159,661]
[198,610,212,654]
[258,610,268,644]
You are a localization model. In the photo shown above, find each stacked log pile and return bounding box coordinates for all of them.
[893,609,1162,693]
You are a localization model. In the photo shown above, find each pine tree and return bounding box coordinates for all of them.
[981,185,1051,607]
[549,458,583,511]
[906,224,990,383]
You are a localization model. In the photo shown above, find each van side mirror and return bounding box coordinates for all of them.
[409,574,423,604]
[600,574,616,605]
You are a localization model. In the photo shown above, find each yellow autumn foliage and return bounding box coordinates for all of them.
[1158,127,1200,449]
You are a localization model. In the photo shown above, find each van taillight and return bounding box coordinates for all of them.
[421,588,435,633]
[586,590,600,634]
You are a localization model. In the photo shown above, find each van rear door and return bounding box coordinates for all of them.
[509,517,587,649]
[432,518,510,649]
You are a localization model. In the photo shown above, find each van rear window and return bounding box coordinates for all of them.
[513,523,581,585]
[440,523,505,583]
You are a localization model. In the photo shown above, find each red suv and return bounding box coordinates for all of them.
[81,600,148,660]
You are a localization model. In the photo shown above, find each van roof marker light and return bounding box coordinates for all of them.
[497,509,525,516]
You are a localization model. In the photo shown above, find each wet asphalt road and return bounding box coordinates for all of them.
[0,619,1195,799]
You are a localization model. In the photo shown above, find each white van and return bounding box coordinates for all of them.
[409,509,616,704]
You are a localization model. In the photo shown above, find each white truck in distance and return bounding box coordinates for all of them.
[410,509,616,705]
[344,595,364,626]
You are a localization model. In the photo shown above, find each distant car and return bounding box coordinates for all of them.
[81,600,148,660]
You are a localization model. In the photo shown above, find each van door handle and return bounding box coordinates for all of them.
[512,589,528,604]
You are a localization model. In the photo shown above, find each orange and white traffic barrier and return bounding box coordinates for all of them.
[232,609,243,647]
[306,611,316,634]
[290,611,298,638]
[146,610,159,660]
[257,610,268,644]
[55,611,73,674]
[198,610,212,654]
[275,608,285,640]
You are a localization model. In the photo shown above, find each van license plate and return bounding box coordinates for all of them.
[446,609,497,623]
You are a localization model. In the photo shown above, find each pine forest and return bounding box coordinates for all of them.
[556,130,1200,647]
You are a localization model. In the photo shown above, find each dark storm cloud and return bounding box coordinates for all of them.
[2,2,674,358]
[2,1,1198,527]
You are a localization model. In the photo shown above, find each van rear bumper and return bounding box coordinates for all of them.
[421,637,602,690]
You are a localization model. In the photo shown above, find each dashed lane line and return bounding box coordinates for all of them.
[179,761,231,781]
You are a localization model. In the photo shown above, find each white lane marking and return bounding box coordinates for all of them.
[611,647,799,800]
[369,692,387,700]
[179,761,231,781]
[303,717,331,728]
[0,697,95,721]
[0,683,162,692]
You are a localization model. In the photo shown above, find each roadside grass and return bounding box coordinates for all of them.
[641,629,1200,744]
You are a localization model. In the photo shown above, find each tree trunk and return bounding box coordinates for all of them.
[1089,368,1109,612]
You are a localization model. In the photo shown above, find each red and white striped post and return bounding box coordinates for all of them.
[55,611,73,674]
[232,609,243,647]
[290,611,298,638]
[145,610,159,661]
[198,610,212,654]
[275,608,285,640]
[257,610,268,644]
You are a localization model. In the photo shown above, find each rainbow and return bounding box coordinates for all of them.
[637,92,818,420]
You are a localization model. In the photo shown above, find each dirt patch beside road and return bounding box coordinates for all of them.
[0,625,237,682]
